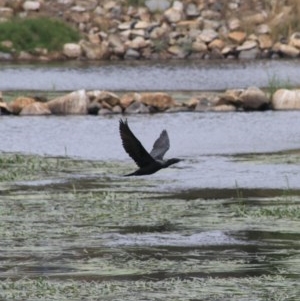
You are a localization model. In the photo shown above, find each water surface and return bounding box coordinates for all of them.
[0,59,299,91]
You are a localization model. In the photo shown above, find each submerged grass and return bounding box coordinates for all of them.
[0,152,300,300]
[1,275,299,301]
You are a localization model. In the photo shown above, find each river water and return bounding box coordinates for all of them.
[1,111,300,189]
[0,61,300,300]
[0,59,300,91]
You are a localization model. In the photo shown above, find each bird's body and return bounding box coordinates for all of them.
[119,119,181,176]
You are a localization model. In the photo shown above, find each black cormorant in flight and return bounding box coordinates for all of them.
[119,119,181,176]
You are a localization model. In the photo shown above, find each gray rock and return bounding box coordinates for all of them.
[125,101,150,114]
[124,48,140,59]
[240,87,270,111]
[145,0,170,12]
[238,47,259,59]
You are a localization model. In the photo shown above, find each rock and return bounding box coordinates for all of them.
[80,40,110,60]
[120,93,141,108]
[20,102,51,115]
[272,89,300,110]
[192,41,208,53]
[256,24,270,35]
[63,43,82,58]
[140,92,175,110]
[236,40,257,51]
[208,39,225,50]
[8,97,36,115]
[125,36,149,49]
[145,0,170,12]
[218,89,243,107]
[112,105,122,114]
[89,90,120,107]
[228,31,247,44]
[98,108,112,115]
[212,104,236,112]
[243,12,267,25]
[278,44,300,58]
[194,98,213,111]
[186,3,200,18]
[167,45,188,58]
[240,87,270,111]
[87,101,101,115]
[258,34,273,49]
[228,18,241,31]
[0,52,13,60]
[0,101,11,115]
[239,47,259,59]
[18,51,34,60]
[164,7,182,23]
[289,32,300,49]
[47,90,88,115]
[198,29,219,43]
[124,48,140,59]
[125,101,150,114]
[23,1,40,11]
[108,34,125,55]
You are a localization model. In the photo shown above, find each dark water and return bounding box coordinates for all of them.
[0,59,300,91]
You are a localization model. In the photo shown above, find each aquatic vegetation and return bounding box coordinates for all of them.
[0,152,299,300]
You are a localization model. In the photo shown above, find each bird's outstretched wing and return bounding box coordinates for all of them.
[119,119,156,168]
[150,130,170,160]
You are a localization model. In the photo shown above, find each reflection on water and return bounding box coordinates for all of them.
[0,59,300,91]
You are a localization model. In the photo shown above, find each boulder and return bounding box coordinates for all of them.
[23,1,40,11]
[87,90,120,107]
[198,29,219,43]
[47,90,88,115]
[238,47,259,59]
[120,93,141,108]
[8,97,36,115]
[125,101,150,114]
[20,102,51,115]
[258,34,273,49]
[239,87,270,110]
[0,101,11,115]
[272,89,300,110]
[278,44,300,58]
[164,7,182,23]
[80,40,110,60]
[140,92,175,110]
[228,31,247,44]
[63,43,82,58]
[87,101,101,115]
[213,104,236,112]
[145,0,170,12]
[289,32,300,49]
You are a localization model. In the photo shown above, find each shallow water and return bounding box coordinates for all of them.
[0,59,300,91]
[1,112,300,189]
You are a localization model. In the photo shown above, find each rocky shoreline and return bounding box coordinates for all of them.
[0,0,300,61]
[1,87,300,115]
